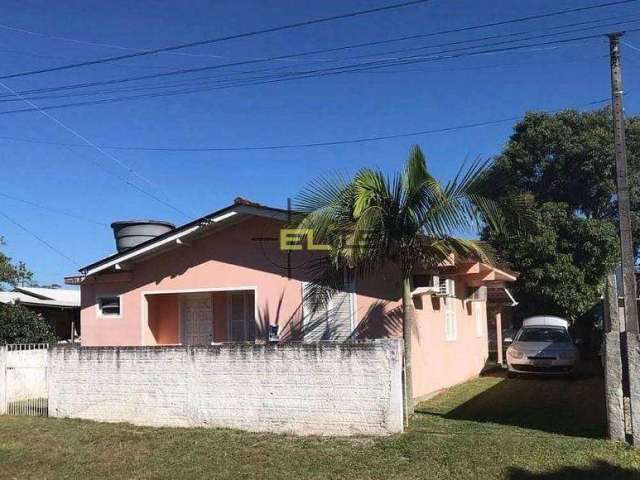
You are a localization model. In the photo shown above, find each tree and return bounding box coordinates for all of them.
[13,261,34,287]
[0,303,57,345]
[484,202,619,321]
[0,236,34,290]
[295,145,517,412]
[485,108,636,321]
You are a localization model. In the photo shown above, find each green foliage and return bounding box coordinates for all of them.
[485,202,619,321]
[0,303,57,345]
[485,108,636,321]
[0,236,34,290]
[295,145,514,296]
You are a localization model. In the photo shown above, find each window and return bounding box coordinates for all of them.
[302,280,355,341]
[444,297,457,341]
[98,296,120,317]
[228,292,255,342]
[474,302,485,338]
[516,327,571,343]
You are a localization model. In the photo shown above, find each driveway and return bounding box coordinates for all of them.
[416,360,606,438]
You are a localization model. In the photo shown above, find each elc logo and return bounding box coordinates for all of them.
[279,229,331,251]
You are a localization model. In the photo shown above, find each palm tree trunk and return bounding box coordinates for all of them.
[402,276,415,416]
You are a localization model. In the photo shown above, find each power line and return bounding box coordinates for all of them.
[1,5,636,102]
[0,29,628,115]
[0,5,632,67]
[0,192,109,227]
[0,80,192,219]
[0,15,630,104]
[0,207,79,267]
[0,97,613,152]
[0,0,433,80]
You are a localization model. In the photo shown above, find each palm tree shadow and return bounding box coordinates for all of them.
[507,461,639,479]
[417,372,607,439]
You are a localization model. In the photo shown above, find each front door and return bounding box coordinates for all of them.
[182,294,213,345]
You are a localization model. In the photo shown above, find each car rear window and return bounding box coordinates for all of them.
[516,327,571,343]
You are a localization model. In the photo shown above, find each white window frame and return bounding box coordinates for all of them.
[301,277,356,341]
[96,294,122,318]
[444,296,457,341]
[301,281,331,341]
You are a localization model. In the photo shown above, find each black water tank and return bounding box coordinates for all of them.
[111,220,176,252]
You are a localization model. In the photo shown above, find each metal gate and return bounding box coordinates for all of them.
[4,343,48,416]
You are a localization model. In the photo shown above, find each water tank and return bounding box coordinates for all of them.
[111,220,175,252]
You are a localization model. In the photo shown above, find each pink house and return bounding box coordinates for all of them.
[72,198,516,402]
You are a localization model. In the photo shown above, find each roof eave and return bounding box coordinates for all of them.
[80,203,291,277]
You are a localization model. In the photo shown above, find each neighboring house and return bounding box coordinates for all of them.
[70,198,516,401]
[0,286,80,341]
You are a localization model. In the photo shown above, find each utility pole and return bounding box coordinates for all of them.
[609,33,638,334]
[608,32,640,445]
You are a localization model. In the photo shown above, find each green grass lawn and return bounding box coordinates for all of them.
[1,371,639,479]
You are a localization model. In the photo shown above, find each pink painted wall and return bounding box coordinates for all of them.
[353,271,488,400]
[81,215,490,399]
[147,294,179,345]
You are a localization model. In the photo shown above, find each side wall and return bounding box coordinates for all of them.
[0,347,5,415]
[412,287,488,399]
[355,275,489,400]
[48,340,403,436]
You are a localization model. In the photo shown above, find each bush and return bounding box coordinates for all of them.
[0,303,57,345]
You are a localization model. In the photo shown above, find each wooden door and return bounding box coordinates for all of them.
[182,294,213,345]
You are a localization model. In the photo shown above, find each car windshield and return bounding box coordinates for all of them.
[516,327,571,343]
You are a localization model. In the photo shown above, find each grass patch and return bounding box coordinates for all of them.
[1,373,639,479]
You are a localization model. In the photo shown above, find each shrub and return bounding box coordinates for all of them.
[0,303,57,345]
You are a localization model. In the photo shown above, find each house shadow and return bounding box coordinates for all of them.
[507,461,639,480]
[417,370,607,439]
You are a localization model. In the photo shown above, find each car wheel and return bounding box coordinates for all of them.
[507,371,517,379]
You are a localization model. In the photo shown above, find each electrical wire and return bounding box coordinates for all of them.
[0,192,109,227]
[0,30,627,115]
[1,10,636,102]
[0,15,632,104]
[0,80,192,219]
[0,97,613,152]
[0,207,80,266]
[0,6,633,65]
[0,0,433,80]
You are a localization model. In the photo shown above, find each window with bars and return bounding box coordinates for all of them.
[98,296,120,317]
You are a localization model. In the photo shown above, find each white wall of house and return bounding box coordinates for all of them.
[48,340,403,436]
[0,347,5,415]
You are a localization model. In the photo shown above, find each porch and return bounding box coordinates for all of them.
[142,289,257,345]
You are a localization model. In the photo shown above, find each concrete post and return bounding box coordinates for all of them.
[604,273,626,441]
[496,311,503,366]
[627,333,640,445]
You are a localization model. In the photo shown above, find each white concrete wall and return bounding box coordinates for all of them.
[0,347,5,415]
[5,349,48,402]
[48,340,403,435]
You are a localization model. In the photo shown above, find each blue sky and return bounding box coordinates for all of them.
[0,0,639,285]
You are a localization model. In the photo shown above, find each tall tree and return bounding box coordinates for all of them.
[485,108,636,321]
[295,145,518,412]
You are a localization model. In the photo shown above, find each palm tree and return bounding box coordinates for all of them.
[295,145,523,414]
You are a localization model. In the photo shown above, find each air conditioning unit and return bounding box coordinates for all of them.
[467,285,487,302]
[437,278,455,297]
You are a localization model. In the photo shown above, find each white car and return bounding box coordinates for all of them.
[505,316,579,377]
